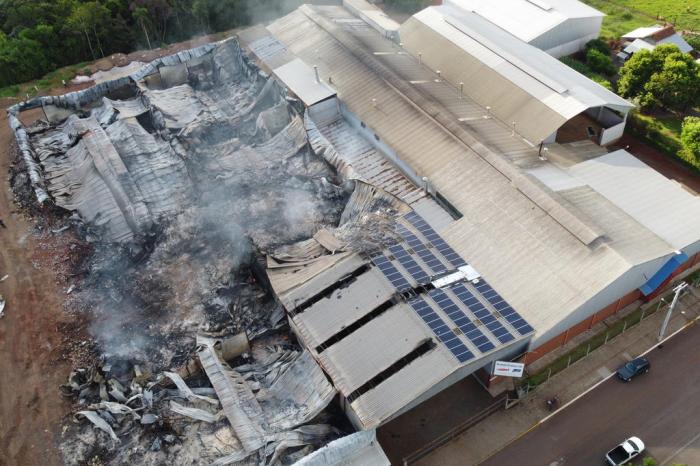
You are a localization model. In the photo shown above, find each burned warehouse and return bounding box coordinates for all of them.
[7,0,700,464]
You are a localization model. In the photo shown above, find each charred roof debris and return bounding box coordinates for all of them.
[8,30,399,465]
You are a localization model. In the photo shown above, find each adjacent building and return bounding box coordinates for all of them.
[444,0,605,57]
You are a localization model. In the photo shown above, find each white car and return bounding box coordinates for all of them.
[605,436,645,465]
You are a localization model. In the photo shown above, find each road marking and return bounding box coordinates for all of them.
[660,430,700,465]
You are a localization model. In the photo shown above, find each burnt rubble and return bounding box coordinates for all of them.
[5,37,392,465]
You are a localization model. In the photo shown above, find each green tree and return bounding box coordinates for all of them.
[618,44,700,112]
[680,116,700,166]
[67,2,111,59]
[131,6,152,49]
[585,37,611,55]
[585,48,615,76]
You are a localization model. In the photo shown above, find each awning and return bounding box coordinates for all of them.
[639,252,689,296]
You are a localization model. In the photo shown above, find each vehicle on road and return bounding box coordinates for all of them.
[605,437,645,465]
[616,357,650,382]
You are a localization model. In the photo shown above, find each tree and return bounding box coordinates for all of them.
[585,48,615,76]
[131,6,152,49]
[585,37,611,55]
[67,2,111,59]
[618,44,700,112]
[680,116,700,166]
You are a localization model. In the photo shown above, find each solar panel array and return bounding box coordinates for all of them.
[408,296,474,363]
[451,283,515,344]
[474,280,534,336]
[388,244,431,285]
[428,289,495,353]
[395,223,448,274]
[404,212,466,268]
[369,211,534,364]
[371,254,411,292]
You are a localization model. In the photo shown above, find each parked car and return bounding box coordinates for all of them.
[605,437,645,465]
[616,357,650,382]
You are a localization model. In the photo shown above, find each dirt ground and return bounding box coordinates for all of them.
[0,105,73,465]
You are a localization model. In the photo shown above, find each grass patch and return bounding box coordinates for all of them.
[0,61,91,99]
[582,0,700,37]
[582,0,654,39]
[625,111,700,172]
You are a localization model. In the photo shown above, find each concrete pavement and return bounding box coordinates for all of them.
[417,282,700,466]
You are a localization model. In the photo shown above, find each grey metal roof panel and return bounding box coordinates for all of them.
[292,269,395,348]
[273,58,337,107]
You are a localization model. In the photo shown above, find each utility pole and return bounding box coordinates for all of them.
[658,282,688,344]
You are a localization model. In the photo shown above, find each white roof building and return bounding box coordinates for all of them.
[622,25,693,54]
[444,0,605,57]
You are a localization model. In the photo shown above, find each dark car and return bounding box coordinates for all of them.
[616,357,650,382]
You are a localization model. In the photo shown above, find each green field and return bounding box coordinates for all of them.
[582,0,700,38]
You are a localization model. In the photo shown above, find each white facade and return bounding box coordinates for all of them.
[445,0,604,57]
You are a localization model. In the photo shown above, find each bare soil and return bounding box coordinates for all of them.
[0,101,72,466]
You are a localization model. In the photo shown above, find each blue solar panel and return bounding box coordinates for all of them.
[396,224,449,274]
[429,289,495,353]
[408,297,474,363]
[371,255,412,293]
[473,280,534,336]
[388,244,431,285]
[404,212,466,268]
[450,283,515,344]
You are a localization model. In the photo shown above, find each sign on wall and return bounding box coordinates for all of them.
[493,361,525,378]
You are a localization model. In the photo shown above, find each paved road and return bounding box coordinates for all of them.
[482,322,700,466]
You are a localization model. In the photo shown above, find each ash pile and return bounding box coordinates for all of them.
[6,38,397,465]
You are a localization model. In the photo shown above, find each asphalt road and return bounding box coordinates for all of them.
[481,322,700,466]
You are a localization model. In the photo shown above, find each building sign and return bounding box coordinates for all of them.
[493,361,525,378]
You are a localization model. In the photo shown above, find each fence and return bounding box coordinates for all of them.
[523,303,659,388]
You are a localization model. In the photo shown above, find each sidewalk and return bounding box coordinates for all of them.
[417,284,700,466]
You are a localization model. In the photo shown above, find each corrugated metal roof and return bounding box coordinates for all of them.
[568,150,700,253]
[399,5,633,143]
[273,58,337,107]
[658,34,694,53]
[292,269,395,348]
[317,304,433,396]
[623,25,666,39]
[264,6,647,342]
[349,347,456,429]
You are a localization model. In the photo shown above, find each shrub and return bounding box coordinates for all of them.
[586,48,616,76]
[585,38,611,55]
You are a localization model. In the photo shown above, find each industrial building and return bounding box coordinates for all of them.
[400,3,633,145]
[444,0,605,57]
[240,0,700,431]
[8,0,700,455]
